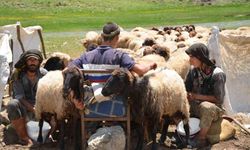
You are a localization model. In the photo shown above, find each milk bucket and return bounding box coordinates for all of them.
[26,120,51,143]
[177,117,200,137]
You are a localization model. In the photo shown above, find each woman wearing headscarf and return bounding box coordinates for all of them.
[185,43,226,148]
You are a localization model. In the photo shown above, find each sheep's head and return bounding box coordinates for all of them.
[102,68,133,97]
[62,67,84,102]
[152,44,170,61]
[44,57,65,71]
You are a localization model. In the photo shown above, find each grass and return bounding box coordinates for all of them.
[0,0,250,57]
[44,35,83,58]
[1,0,250,32]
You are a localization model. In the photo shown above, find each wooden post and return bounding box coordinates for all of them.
[127,101,131,150]
[37,29,46,59]
[80,111,87,150]
[16,24,25,53]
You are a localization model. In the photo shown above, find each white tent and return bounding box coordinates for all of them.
[208,26,250,114]
[0,22,46,67]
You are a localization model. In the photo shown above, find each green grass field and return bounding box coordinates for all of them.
[1,0,250,57]
[1,0,250,32]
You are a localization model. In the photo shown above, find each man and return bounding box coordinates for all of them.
[7,49,47,145]
[185,43,226,148]
[70,22,157,109]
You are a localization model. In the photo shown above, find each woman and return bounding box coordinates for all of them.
[185,43,226,148]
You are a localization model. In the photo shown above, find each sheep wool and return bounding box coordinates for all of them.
[165,49,190,79]
[145,68,190,123]
[35,70,69,120]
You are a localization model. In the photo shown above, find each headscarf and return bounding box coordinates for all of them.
[185,43,214,66]
[14,49,43,69]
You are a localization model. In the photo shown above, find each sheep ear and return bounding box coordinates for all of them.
[124,68,134,84]
[62,68,70,99]
[62,67,69,78]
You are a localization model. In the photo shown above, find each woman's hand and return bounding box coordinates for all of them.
[73,99,85,110]
[187,92,197,101]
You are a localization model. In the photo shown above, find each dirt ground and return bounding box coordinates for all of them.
[1,95,250,150]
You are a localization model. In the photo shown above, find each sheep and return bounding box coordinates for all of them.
[101,68,190,150]
[81,31,102,49]
[128,38,144,51]
[42,52,71,71]
[116,48,139,60]
[142,38,156,47]
[117,31,136,48]
[136,50,190,80]
[137,54,166,64]
[35,67,84,150]
[165,49,190,79]
[151,44,170,61]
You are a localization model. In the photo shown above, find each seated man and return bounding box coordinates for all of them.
[7,49,47,145]
[69,22,157,110]
[185,43,226,148]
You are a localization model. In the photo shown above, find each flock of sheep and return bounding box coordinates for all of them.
[34,25,213,149]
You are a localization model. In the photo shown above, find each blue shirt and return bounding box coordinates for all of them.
[71,46,135,70]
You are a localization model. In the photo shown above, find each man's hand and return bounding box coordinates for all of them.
[26,106,35,113]
[150,62,157,70]
[187,92,196,101]
[20,99,35,113]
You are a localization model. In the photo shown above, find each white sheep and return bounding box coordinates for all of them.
[81,31,102,49]
[101,68,190,150]
[35,70,68,120]
[136,51,190,80]
[117,31,136,48]
[165,48,190,79]
[35,67,84,149]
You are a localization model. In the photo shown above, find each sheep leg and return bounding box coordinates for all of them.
[159,116,170,144]
[183,122,190,147]
[37,118,44,143]
[59,120,66,150]
[135,122,144,150]
[151,123,158,150]
[74,118,81,150]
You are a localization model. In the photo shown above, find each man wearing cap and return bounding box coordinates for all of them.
[185,43,226,148]
[7,49,47,145]
[70,22,157,110]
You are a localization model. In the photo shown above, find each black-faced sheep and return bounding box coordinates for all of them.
[35,67,84,150]
[101,68,190,150]
[42,52,71,71]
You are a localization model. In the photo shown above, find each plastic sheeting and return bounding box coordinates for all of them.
[0,33,12,63]
[0,56,10,111]
[0,22,43,67]
[208,26,250,113]
[0,33,11,111]
[208,26,234,115]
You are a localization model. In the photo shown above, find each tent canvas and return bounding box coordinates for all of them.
[0,22,46,67]
[208,26,250,114]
